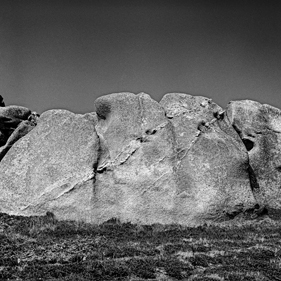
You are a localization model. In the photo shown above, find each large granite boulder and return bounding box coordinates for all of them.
[160,94,257,222]
[93,92,178,224]
[227,100,281,212]
[0,110,99,222]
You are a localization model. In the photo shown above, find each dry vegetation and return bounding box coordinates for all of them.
[1,212,281,281]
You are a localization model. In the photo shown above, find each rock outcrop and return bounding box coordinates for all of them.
[0,110,99,222]
[227,100,281,214]
[93,93,180,224]
[160,94,257,221]
[0,92,280,225]
[0,98,39,160]
[92,93,256,224]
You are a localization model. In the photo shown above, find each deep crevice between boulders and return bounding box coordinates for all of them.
[276,166,281,172]
[213,110,225,120]
[231,123,242,136]
[242,138,254,151]
[226,112,268,218]
[92,130,103,179]
[247,165,260,192]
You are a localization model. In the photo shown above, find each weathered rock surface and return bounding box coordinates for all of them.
[94,92,178,224]
[1,92,280,225]
[227,100,281,212]
[160,94,257,221]
[0,110,99,222]
[92,92,256,224]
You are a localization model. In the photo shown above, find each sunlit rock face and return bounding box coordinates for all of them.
[93,93,179,224]
[93,92,256,224]
[160,94,256,222]
[227,100,281,213]
[0,110,99,222]
[0,92,278,225]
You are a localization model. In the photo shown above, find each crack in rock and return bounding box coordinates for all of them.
[145,121,169,136]
[21,172,95,211]
[138,94,146,128]
[174,132,202,170]
[97,140,141,172]
[141,172,171,195]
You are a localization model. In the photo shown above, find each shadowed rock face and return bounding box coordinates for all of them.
[227,100,281,212]
[0,92,279,225]
[0,104,39,160]
[0,95,5,107]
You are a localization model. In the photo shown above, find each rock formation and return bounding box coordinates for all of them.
[227,100,281,215]
[0,96,40,161]
[0,92,279,225]
[0,110,99,222]
[93,93,256,224]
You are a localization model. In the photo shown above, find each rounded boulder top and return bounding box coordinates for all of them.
[0,105,32,120]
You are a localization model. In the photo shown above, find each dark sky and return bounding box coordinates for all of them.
[1,0,281,114]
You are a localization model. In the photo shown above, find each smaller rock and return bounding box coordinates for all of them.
[0,105,31,120]
[0,105,39,160]
[0,120,36,161]
[0,116,22,130]
[0,131,8,147]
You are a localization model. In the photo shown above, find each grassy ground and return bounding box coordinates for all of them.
[1,212,281,281]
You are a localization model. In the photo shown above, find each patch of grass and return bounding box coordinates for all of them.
[190,254,209,267]
[1,212,281,280]
[225,273,257,281]
[85,260,130,280]
[126,257,156,279]
[193,277,223,281]
[0,256,18,266]
[163,242,190,255]
[160,258,193,279]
